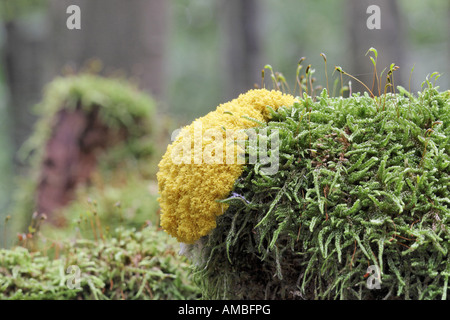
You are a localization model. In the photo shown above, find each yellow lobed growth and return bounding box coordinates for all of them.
[157,89,295,244]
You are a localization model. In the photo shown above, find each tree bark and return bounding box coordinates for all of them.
[35,105,122,225]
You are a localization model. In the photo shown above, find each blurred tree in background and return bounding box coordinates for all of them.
[346,0,405,94]
[0,0,448,245]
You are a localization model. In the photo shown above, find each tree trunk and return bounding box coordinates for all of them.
[218,0,264,100]
[47,0,169,102]
[4,14,52,171]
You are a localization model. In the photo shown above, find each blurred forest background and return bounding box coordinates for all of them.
[0,0,448,245]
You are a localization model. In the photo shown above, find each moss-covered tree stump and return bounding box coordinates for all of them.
[157,81,449,300]
[15,74,155,227]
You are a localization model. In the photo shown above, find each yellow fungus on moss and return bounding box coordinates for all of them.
[157,89,295,244]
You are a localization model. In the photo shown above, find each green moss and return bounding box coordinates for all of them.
[190,84,449,300]
[0,226,201,300]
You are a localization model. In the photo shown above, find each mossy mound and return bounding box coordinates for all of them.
[13,73,155,230]
[0,226,201,300]
[186,84,449,300]
[157,89,295,244]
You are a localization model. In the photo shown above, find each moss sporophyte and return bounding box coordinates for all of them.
[157,77,449,299]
